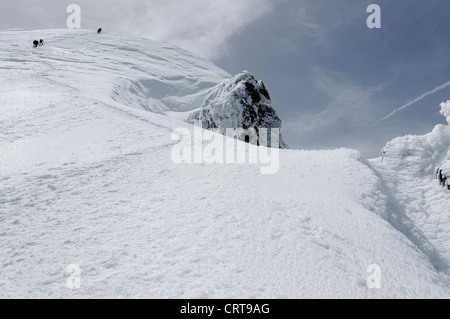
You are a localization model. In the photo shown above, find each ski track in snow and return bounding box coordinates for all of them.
[0,30,449,298]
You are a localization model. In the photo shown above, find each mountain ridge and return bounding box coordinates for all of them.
[0,29,449,298]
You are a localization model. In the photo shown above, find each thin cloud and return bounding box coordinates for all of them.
[0,0,273,60]
[125,0,272,60]
[285,69,381,134]
[375,81,450,125]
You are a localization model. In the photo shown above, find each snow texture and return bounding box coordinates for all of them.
[0,29,449,298]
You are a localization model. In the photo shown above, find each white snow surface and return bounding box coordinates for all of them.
[0,30,449,298]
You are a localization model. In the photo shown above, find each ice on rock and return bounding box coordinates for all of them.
[187,71,288,149]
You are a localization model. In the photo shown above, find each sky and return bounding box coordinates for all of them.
[1,0,450,157]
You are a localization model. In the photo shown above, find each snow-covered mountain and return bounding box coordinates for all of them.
[0,29,449,298]
[368,102,450,271]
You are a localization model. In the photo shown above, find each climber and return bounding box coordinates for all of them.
[97,28,102,34]
[33,40,39,48]
[39,39,44,46]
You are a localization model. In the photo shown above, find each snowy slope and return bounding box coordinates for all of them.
[369,103,450,273]
[0,30,449,298]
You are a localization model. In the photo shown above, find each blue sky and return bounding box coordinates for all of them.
[216,0,450,156]
[2,0,450,157]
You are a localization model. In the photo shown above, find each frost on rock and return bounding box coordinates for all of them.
[187,71,288,149]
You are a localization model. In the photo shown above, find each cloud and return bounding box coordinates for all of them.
[292,1,368,42]
[285,68,381,134]
[127,0,273,59]
[0,0,273,60]
[374,81,450,125]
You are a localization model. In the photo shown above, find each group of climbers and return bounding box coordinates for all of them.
[33,39,44,48]
[33,28,102,48]
[436,168,450,190]
[382,148,448,191]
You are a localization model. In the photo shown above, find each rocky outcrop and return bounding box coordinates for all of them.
[187,71,288,148]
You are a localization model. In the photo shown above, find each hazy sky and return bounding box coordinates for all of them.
[2,0,450,157]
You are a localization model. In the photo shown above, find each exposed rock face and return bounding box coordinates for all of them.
[187,71,288,148]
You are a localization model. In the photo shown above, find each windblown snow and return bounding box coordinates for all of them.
[0,30,449,298]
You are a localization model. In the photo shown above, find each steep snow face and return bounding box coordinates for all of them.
[187,71,288,148]
[381,124,450,176]
[378,101,450,177]
[1,30,449,298]
[439,101,450,175]
[369,104,450,273]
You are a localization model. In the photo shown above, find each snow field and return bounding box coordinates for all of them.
[0,29,449,298]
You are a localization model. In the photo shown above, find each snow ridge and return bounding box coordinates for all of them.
[369,102,450,275]
[0,29,449,298]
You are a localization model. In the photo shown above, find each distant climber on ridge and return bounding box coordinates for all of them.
[97,28,102,34]
[32,40,39,48]
[39,39,44,46]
